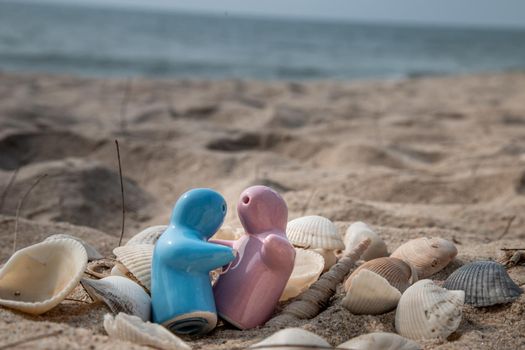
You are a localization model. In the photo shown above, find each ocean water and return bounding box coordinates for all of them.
[1,2,525,80]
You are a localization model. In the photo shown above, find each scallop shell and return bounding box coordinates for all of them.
[342,269,401,314]
[344,222,388,261]
[395,279,464,340]
[345,257,417,293]
[104,312,191,350]
[0,238,87,314]
[249,328,331,350]
[338,332,421,350]
[112,244,153,293]
[280,248,324,301]
[443,261,523,307]
[211,224,243,241]
[125,225,167,246]
[286,215,344,250]
[81,276,151,321]
[390,237,457,279]
[45,234,103,261]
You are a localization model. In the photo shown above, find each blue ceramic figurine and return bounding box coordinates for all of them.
[151,188,236,335]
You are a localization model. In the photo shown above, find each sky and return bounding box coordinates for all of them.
[22,0,525,28]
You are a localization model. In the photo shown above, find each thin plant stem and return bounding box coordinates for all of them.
[115,140,125,246]
[0,167,19,211]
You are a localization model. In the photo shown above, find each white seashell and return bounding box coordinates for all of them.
[0,238,87,314]
[81,276,151,321]
[112,244,153,293]
[125,225,167,246]
[280,248,324,301]
[342,269,401,315]
[249,328,331,349]
[45,234,103,261]
[338,332,421,350]
[104,312,191,350]
[395,279,464,340]
[211,224,243,241]
[344,222,388,261]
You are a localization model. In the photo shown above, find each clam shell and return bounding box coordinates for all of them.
[443,261,523,307]
[395,279,464,340]
[112,244,153,293]
[211,224,243,241]
[286,215,344,250]
[45,234,103,261]
[338,332,421,350]
[344,222,388,261]
[0,238,87,314]
[390,237,457,278]
[249,328,331,350]
[125,225,167,246]
[342,269,401,315]
[81,276,151,321]
[280,248,324,301]
[345,257,417,293]
[104,312,191,350]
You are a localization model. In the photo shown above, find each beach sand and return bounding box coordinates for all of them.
[0,71,524,349]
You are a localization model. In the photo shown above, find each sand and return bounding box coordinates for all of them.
[0,71,524,349]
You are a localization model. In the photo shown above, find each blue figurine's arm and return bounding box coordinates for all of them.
[260,234,295,270]
[183,240,236,273]
[208,239,234,248]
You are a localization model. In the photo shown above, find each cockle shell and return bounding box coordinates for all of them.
[390,237,457,279]
[0,238,87,314]
[211,224,243,241]
[344,222,388,261]
[342,269,401,314]
[125,225,167,246]
[280,248,324,301]
[45,234,103,261]
[338,332,421,350]
[395,279,464,340]
[112,244,153,293]
[443,261,523,307]
[81,276,151,321]
[104,312,191,350]
[249,328,331,350]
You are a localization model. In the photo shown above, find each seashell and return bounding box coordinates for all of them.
[86,258,116,279]
[390,237,457,279]
[112,244,153,293]
[342,269,401,315]
[81,276,151,321]
[125,225,167,246]
[45,234,103,261]
[211,224,243,241]
[104,312,191,350]
[338,332,421,350]
[0,238,87,314]
[344,222,388,261]
[443,261,523,307]
[280,248,324,301]
[249,328,331,349]
[395,279,464,340]
[344,257,417,293]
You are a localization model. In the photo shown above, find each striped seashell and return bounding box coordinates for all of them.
[395,279,464,340]
[45,234,103,261]
[390,237,457,279]
[249,328,331,349]
[0,238,87,315]
[211,224,243,241]
[344,222,388,261]
[443,261,522,307]
[125,225,167,246]
[280,248,324,301]
[104,312,191,350]
[338,332,421,350]
[112,244,153,293]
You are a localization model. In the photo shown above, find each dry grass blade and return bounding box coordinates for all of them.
[0,167,19,211]
[497,215,516,240]
[0,330,63,349]
[115,140,126,247]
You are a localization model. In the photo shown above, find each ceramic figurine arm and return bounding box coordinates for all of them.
[208,239,234,248]
[261,234,295,270]
[184,240,236,273]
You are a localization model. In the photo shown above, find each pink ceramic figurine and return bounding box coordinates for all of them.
[212,185,296,329]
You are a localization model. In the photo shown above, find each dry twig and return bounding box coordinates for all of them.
[115,140,125,247]
[0,167,19,211]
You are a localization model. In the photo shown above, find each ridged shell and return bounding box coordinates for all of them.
[287,215,344,250]
[81,276,151,321]
[280,248,324,301]
[211,224,243,241]
[125,225,167,246]
[345,257,417,293]
[390,237,457,278]
[45,234,103,261]
[0,238,87,315]
[338,332,421,350]
[249,328,331,349]
[344,222,388,261]
[395,279,464,340]
[443,261,523,307]
[104,312,191,350]
[112,244,153,293]
[342,269,401,315]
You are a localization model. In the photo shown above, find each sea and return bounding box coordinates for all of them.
[1,1,525,80]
